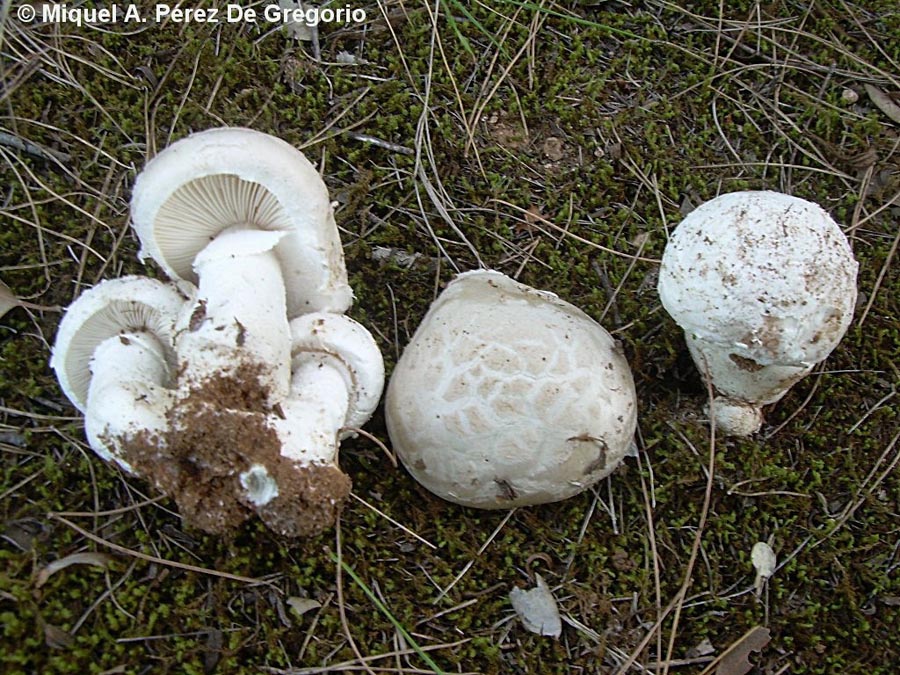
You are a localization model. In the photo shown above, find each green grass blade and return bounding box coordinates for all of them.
[333,554,447,675]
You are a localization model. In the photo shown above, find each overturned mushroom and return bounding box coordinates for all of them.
[657,190,858,435]
[51,128,385,537]
[131,127,353,402]
[386,270,637,509]
[50,276,185,471]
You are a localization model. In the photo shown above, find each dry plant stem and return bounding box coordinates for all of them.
[857,221,900,330]
[349,492,437,550]
[51,495,168,518]
[47,513,273,587]
[265,639,473,674]
[615,372,718,675]
[433,509,516,604]
[493,199,660,263]
[334,518,377,675]
[342,426,397,467]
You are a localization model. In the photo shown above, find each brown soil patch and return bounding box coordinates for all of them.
[117,361,350,537]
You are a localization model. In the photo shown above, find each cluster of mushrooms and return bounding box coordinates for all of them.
[51,127,859,536]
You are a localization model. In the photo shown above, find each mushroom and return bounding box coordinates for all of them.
[131,127,353,402]
[385,270,637,509]
[657,190,858,435]
[132,312,383,537]
[253,312,385,536]
[50,276,185,470]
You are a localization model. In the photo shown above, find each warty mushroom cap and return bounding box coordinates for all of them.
[50,276,185,413]
[658,190,858,371]
[130,127,353,317]
[385,270,638,509]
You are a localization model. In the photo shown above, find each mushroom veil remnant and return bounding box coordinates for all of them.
[386,270,637,509]
[51,127,385,537]
[657,190,858,436]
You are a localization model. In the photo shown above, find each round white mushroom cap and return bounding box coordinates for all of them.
[658,191,858,371]
[50,276,185,413]
[131,127,352,317]
[385,270,638,509]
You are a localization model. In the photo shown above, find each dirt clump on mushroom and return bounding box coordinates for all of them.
[117,361,350,537]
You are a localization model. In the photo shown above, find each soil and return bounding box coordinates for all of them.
[118,361,351,537]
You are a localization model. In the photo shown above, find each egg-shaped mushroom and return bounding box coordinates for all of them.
[657,190,858,435]
[385,270,638,509]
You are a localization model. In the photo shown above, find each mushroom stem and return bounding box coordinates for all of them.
[273,353,352,465]
[176,227,292,403]
[85,331,174,471]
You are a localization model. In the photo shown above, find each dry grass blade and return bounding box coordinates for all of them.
[35,551,115,588]
[47,514,275,587]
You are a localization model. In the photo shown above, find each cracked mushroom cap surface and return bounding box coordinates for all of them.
[658,190,858,369]
[385,270,637,509]
[131,127,352,317]
[50,276,185,413]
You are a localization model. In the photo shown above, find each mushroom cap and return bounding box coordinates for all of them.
[658,191,858,368]
[289,312,385,433]
[50,276,185,413]
[131,127,353,317]
[385,270,638,509]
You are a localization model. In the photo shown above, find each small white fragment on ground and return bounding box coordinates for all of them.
[751,541,777,597]
[841,88,859,104]
[278,0,314,41]
[686,637,716,659]
[509,574,562,638]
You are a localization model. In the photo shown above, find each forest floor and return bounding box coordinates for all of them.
[1,1,899,673]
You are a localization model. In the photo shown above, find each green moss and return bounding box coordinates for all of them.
[2,1,899,672]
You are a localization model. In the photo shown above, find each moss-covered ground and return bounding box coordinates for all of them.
[1,0,898,672]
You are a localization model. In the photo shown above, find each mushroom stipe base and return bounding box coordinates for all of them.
[113,361,351,538]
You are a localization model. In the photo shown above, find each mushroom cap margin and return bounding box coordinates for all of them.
[50,276,185,413]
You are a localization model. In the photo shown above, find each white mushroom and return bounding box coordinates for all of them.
[50,277,185,470]
[131,127,353,402]
[657,190,858,435]
[252,312,385,536]
[385,270,638,509]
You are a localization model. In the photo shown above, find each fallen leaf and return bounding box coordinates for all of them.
[203,628,224,674]
[687,637,716,659]
[278,0,314,41]
[714,626,771,675]
[509,574,562,638]
[865,84,900,124]
[0,280,21,319]
[36,552,115,588]
[287,596,321,620]
[44,622,74,649]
